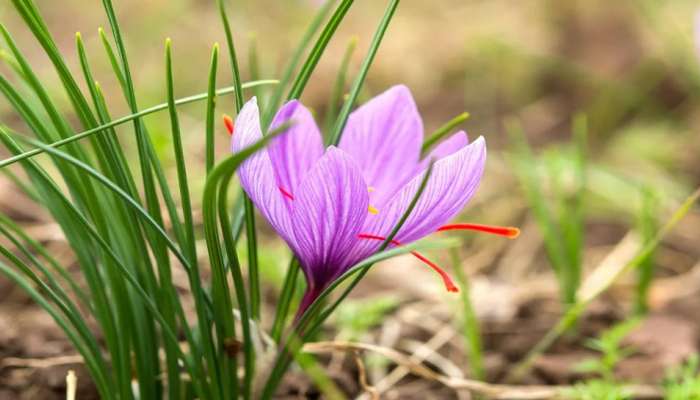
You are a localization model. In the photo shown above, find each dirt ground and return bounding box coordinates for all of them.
[1,217,698,399]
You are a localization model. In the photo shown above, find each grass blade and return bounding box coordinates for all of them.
[286,0,354,101]
[206,44,220,174]
[262,0,336,126]
[323,36,358,136]
[450,248,484,380]
[0,80,277,168]
[217,0,262,324]
[421,112,470,154]
[328,0,400,146]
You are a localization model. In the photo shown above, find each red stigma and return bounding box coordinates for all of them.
[437,223,520,239]
[223,114,234,135]
[279,186,294,200]
[357,233,459,293]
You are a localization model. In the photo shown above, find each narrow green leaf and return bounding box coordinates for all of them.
[165,39,198,268]
[248,33,263,101]
[0,80,278,168]
[328,0,400,146]
[286,0,354,101]
[450,248,484,380]
[262,0,336,126]
[206,43,220,174]
[217,0,262,327]
[324,36,358,136]
[421,112,470,155]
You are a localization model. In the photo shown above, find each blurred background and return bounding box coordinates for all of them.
[1,0,699,398]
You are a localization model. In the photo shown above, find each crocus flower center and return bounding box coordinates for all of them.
[277,186,379,215]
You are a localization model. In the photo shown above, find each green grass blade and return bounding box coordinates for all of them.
[217,0,244,111]
[0,261,113,399]
[507,120,570,299]
[206,44,220,174]
[0,214,91,309]
[248,33,263,101]
[98,27,127,92]
[323,36,358,136]
[0,226,103,361]
[9,0,99,127]
[217,0,262,324]
[202,122,291,399]
[270,258,301,342]
[634,187,658,315]
[286,0,354,101]
[165,39,198,267]
[262,0,336,126]
[2,128,203,393]
[421,112,470,155]
[328,0,400,146]
[0,80,278,168]
[450,248,484,380]
[508,186,700,382]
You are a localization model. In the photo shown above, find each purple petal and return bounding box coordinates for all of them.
[417,131,469,172]
[339,85,423,207]
[231,98,294,242]
[352,136,486,258]
[267,100,325,197]
[290,146,369,291]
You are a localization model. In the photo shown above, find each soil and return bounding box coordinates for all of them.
[2,272,698,399]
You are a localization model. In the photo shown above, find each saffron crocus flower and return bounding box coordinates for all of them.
[231,85,516,314]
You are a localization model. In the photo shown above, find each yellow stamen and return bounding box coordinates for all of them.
[367,186,376,193]
[368,205,379,215]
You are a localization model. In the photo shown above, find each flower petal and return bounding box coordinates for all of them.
[267,100,325,196]
[231,97,294,242]
[290,146,369,290]
[425,131,469,160]
[417,131,469,172]
[339,85,423,206]
[354,136,486,257]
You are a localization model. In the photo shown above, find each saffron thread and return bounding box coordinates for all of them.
[357,233,459,292]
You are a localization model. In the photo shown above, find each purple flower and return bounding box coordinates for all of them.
[231,85,514,314]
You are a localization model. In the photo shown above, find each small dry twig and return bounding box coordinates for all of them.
[66,369,77,400]
[303,340,663,400]
[1,354,83,369]
[353,350,379,400]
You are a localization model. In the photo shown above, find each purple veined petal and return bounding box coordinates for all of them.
[231,97,295,243]
[289,146,370,296]
[416,131,469,173]
[339,85,423,207]
[352,136,486,260]
[267,100,325,198]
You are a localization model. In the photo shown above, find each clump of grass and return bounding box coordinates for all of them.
[664,355,700,399]
[0,0,434,398]
[508,114,587,309]
[634,187,659,315]
[575,318,640,382]
[564,380,632,400]
[564,318,641,400]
